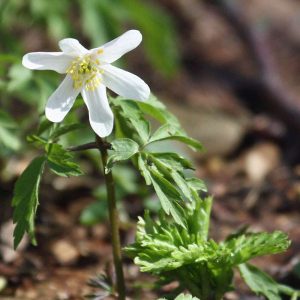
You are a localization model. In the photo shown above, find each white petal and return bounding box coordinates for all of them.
[22,52,73,73]
[45,75,80,122]
[93,30,142,63]
[81,84,114,137]
[58,38,88,56]
[102,64,150,101]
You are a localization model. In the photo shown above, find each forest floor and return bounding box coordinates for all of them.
[1,0,300,299]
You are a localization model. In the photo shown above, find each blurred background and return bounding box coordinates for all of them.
[0,0,300,299]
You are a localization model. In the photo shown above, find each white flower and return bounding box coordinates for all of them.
[22,30,150,137]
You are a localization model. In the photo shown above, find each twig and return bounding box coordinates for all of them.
[67,141,110,152]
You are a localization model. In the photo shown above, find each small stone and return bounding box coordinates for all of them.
[0,276,7,292]
[51,240,79,265]
[56,291,70,300]
[243,143,280,183]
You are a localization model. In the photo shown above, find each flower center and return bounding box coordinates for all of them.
[66,54,102,91]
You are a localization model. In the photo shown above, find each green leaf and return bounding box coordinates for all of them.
[170,170,193,202]
[128,195,294,299]
[106,138,140,172]
[188,197,212,240]
[224,231,291,266]
[149,123,183,142]
[239,264,300,300]
[46,143,83,177]
[126,197,237,297]
[137,95,180,127]
[12,156,46,248]
[150,152,194,171]
[130,117,150,144]
[148,124,203,151]
[186,178,207,193]
[138,153,152,185]
[138,152,205,223]
[27,134,48,148]
[147,153,202,203]
[114,95,181,132]
[50,123,85,140]
[148,168,186,228]
[113,99,150,144]
[126,198,216,272]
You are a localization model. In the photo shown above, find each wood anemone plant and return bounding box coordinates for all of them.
[12,33,300,300]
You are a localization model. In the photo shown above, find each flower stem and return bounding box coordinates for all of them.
[96,136,126,300]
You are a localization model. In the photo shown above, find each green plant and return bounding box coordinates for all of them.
[11,32,299,300]
[126,198,299,300]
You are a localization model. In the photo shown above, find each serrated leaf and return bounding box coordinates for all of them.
[149,124,202,151]
[113,96,197,150]
[148,168,186,228]
[113,99,150,144]
[239,263,298,300]
[186,178,207,193]
[188,197,212,240]
[130,117,150,144]
[126,198,216,272]
[128,195,293,299]
[148,166,180,199]
[147,153,200,202]
[46,143,83,177]
[50,123,85,140]
[138,153,152,185]
[137,95,180,127]
[150,152,194,171]
[224,231,290,266]
[149,123,183,142]
[170,170,193,201]
[12,156,46,248]
[27,134,48,148]
[126,197,237,297]
[106,138,139,172]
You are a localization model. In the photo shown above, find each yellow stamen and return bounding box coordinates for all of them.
[67,54,103,91]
